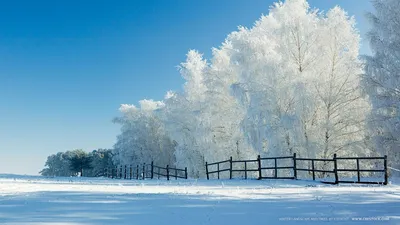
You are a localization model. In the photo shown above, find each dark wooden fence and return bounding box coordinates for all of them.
[105,162,188,180]
[335,155,388,185]
[205,158,231,180]
[153,165,188,180]
[295,154,336,184]
[258,155,295,179]
[205,153,388,185]
[232,158,259,179]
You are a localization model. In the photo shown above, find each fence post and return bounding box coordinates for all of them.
[274,158,277,179]
[143,163,145,180]
[175,167,178,180]
[311,159,315,181]
[244,161,247,180]
[130,165,132,180]
[384,155,388,185]
[136,165,139,180]
[205,162,209,180]
[217,163,220,179]
[117,166,119,178]
[257,155,262,180]
[356,159,360,182]
[333,154,338,184]
[120,166,122,179]
[124,165,127,179]
[151,161,154,179]
[185,167,188,179]
[293,153,297,180]
[229,156,233,179]
[166,165,170,181]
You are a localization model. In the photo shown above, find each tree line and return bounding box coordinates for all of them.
[40,149,114,177]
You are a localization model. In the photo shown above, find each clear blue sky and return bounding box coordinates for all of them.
[0,0,373,175]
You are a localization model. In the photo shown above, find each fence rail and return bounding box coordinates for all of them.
[205,153,388,185]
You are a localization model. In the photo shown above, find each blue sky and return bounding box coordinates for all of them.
[0,0,374,175]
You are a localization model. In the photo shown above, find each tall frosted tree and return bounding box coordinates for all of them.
[363,0,400,169]
[216,0,369,161]
[113,101,175,167]
[161,50,209,177]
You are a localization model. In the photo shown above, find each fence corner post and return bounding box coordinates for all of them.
[293,153,297,180]
[257,155,262,180]
[205,162,209,180]
[229,156,233,179]
[166,165,170,181]
[185,167,188,179]
[151,161,154,179]
[384,155,388,185]
[333,154,338,184]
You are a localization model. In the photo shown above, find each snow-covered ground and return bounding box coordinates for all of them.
[0,174,399,225]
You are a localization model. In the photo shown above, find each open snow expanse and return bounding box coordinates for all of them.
[0,175,399,225]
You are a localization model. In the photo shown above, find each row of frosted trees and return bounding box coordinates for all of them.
[112,0,400,178]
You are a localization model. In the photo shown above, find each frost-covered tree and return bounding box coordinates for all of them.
[313,7,370,160]
[363,0,400,169]
[113,101,175,167]
[160,51,209,177]
[217,0,369,161]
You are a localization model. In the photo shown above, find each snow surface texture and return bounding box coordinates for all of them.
[0,175,399,225]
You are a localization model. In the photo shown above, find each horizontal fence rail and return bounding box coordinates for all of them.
[205,153,388,185]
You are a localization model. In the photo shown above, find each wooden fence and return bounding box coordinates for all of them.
[205,158,231,179]
[205,153,389,185]
[335,155,388,185]
[105,162,188,180]
[153,165,188,180]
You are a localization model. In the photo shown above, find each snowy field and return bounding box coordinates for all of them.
[0,175,399,225]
